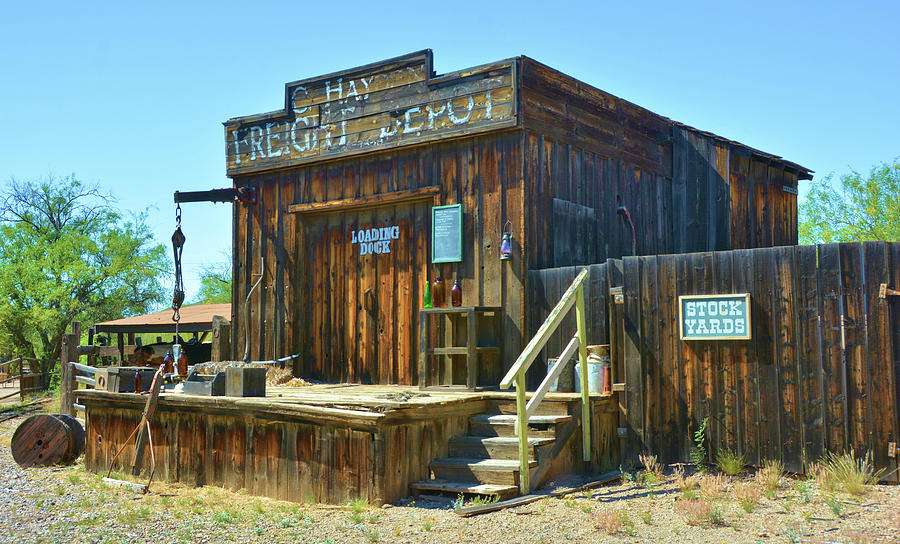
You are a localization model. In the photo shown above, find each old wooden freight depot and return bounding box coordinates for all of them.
[76,50,900,504]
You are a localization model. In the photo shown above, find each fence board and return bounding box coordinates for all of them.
[839,243,871,456]
[818,243,848,454]
[775,246,802,472]
[797,244,825,466]
[862,241,896,478]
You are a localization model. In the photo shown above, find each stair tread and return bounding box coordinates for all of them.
[450,435,555,446]
[431,457,538,469]
[411,480,518,496]
[470,414,573,425]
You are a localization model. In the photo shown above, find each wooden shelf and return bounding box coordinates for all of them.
[418,306,502,391]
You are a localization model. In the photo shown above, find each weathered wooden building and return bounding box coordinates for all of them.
[77,51,827,505]
[225,49,811,385]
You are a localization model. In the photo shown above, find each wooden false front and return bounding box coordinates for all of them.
[76,386,619,504]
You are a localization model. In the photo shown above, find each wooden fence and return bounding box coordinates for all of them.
[527,242,900,480]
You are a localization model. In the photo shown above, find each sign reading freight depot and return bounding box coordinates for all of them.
[679,294,751,340]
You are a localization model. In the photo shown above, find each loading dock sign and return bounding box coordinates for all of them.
[679,294,751,340]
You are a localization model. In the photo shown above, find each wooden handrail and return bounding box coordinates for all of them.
[500,268,590,388]
[500,267,591,495]
[526,335,579,419]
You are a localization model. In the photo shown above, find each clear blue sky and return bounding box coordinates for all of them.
[1,1,897,302]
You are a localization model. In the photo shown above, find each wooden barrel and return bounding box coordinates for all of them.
[54,414,85,463]
[11,414,74,467]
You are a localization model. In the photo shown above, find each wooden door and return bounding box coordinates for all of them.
[302,201,430,385]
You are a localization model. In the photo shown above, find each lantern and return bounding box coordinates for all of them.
[500,220,513,260]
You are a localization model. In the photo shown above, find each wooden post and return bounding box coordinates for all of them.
[576,284,591,463]
[211,315,232,362]
[515,372,530,494]
[418,311,428,389]
[117,333,125,363]
[59,336,76,417]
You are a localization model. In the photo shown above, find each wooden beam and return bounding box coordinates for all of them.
[288,186,440,215]
[454,493,545,517]
[515,372,530,495]
[576,284,591,463]
[526,335,578,418]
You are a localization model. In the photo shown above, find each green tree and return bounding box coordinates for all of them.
[799,160,900,244]
[0,175,167,359]
[193,259,232,304]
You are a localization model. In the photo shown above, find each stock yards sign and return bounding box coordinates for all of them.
[679,294,751,341]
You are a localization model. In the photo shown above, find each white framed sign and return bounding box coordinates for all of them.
[679,293,751,340]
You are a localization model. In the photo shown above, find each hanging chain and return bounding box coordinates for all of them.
[171,203,186,332]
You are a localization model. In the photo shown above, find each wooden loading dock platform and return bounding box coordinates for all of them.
[76,385,618,504]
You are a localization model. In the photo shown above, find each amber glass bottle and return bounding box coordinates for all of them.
[432,276,445,307]
[177,350,188,377]
[451,279,462,307]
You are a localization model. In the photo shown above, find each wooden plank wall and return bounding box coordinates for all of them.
[618,242,899,479]
[232,131,525,385]
[530,242,899,479]
[519,58,800,267]
[84,405,474,505]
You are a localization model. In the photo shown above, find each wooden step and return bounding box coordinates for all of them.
[430,458,537,486]
[468,414,573,438]
[448,435,554,460]
[491,399,573,415]
[410,480,518,500]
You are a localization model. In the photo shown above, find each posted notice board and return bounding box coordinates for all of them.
[679,293,751,340]
[432,204,462,263]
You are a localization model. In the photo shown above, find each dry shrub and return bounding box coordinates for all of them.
[638,452,663,486]
[699,473,727,499]
[673,466,700,491]
[733,482,761,512]
[594,510,622,535]
[818,450,883,495]
[674,498,712,526]
[755,460,783,492]
[639,452,662,477]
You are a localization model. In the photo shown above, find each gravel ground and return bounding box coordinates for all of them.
[1,414,898,544]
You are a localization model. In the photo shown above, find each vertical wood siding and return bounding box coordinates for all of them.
[528,242,900,479]
[232,132,525,385]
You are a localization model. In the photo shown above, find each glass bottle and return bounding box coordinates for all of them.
[432,276,445,307]
[177,350,188,377]
[423,280,432,308]
[451,279,462,307]
[163,351,174,374]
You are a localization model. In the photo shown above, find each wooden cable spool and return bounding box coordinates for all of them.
[54,414,85,464]
[11,414,85,467]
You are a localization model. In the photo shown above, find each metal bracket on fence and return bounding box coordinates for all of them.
[879,283,900,299]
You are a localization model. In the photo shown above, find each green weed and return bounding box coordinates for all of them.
[715,449,746,475]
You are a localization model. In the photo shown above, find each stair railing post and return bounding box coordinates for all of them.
[515,372,530,494]
[576,282,591,463]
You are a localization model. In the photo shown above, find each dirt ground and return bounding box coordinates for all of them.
[1,413,898,544]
